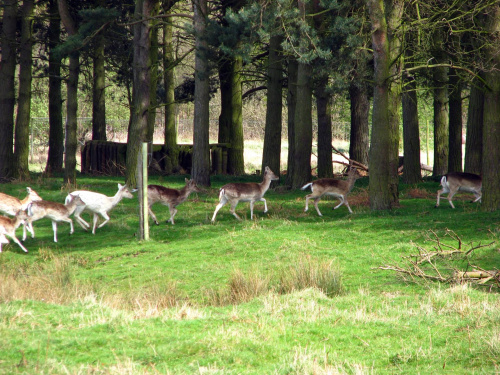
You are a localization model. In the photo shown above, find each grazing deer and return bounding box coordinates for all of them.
[65,183,135,234]
[0,210,29,253]
[436,172,482,209]
[24,195,86,242]
[301,168,361,216]
[147,179,201,225]
[211,166,279,222]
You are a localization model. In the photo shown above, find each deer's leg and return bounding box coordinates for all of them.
[97,212,110,230]
[313,197,323,216]
[51,221,58,242]
[211,196,228,222]
[343,199,353,214]
[229,201,242,221]
[260,197,268,213]
[168,207,178,225]
[436,185,449,207]
[10,235,28,253]
[304,195,312,212]
[472,191,482,203]
[74,209,90,229]
[333,196,345,210]
[447,188,458,209]
[148,207,159,225]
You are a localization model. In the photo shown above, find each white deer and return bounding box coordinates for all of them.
[65,183,135,234]
[24,195,86,242]
[0,187,42,238]
[301,168,361,216]
[211,166,279,222]
[0,210,29,253]
[436,172,482,209]
[147,178,201,225]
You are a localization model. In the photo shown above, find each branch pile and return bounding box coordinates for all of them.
[376,229,498,289]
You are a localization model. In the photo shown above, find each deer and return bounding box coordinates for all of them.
[0,210,29,253]
[0,187,43,238]
[24,195,86,242]
[211,166,279,222]
[65,183,135,234]
[301,168,361,216]
[435,172,482,209]
[147,178,201,225]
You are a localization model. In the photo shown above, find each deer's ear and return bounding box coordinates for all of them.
[185,178,189,183]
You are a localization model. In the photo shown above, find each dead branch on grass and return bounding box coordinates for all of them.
[376,229,498,288]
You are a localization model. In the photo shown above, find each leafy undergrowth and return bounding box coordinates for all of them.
[0,174,499,374]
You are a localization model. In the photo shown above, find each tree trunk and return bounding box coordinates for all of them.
[218,56,232,146]
[448,69,462,172]
[402,73,421,184]
[464,81,483,175]
[14,0,35,180]
[146,0,160,142]
[291,61,313,189]
[126,0,153,187]
[228,54,244,175]
[316,77,333,178]
[285,58,298,187]
[432,30,449,176]
[367,0,392,210]
[45,0,64,175]
[192,0,211,186]
[92,19,106,141]
[262,34,283,178]
[0,0,17,181]
[349,81,369,167]
[58,0,80,184]
[163,12,177,147]
[481,4,500,211]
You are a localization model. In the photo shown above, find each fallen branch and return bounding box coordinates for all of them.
[331,145,369,172]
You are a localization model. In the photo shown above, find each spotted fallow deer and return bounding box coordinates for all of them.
[301,168,361,216]
[147,178,201,225]
[0,210,29,253]
[435,172,482,209]
[24,195,86,242]
[211,166,279,222]
[0,187,42,238]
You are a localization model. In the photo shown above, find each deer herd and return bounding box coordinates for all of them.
[0,168,482,253]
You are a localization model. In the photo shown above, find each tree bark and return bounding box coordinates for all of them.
[316,77,333,178]
[218,56,232,146]
[285,58,298,187]
[367,0,392,210]
[14,0,35,180]
[481,4,500,211]
[58,0,79,184]
[448,69,462,172]
[163,11,177,147]
[227,54,244,175]
[146,0,160,142]
[291,61,313,189]
[45,0,64,175]
[402,72,421,184]
[349,81,369,167]
[192,0,211,186]
[0,0,17,181]
[126,0,153,187]
[464,81,483,175]
[262,34,283,178]
[92,12,107,141]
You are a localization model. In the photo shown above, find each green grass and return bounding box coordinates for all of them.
[0,173,499,374]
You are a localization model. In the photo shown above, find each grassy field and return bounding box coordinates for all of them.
[0,173,499,374]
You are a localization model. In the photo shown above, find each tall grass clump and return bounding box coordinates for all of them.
[277,255,344,298]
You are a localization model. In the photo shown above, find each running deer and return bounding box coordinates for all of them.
[0,210,29,253]
[301,168,361,216]
[436,172,482,209]
[211,166,279,222]
[147,179,201,225]
[65,183,135,234]
[0,187,42,238]
[24,195,86,242]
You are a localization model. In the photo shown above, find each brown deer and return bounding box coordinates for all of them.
[0,210,29,253]
[211,166,279,222]
[0,187,42,239]
[147,178,201,225]
[436,172,482,209]
[301,168,361,216]
[24,195,86,242]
